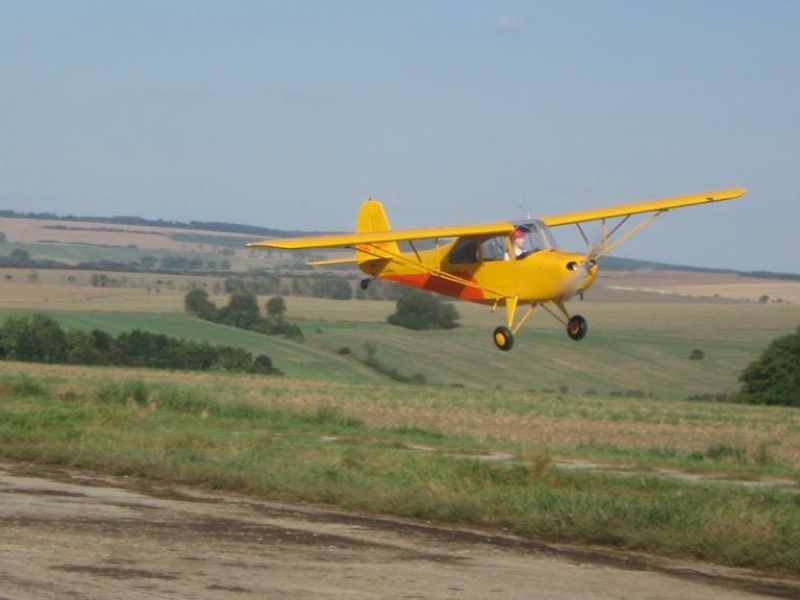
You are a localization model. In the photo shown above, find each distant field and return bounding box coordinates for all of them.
[0,217,251,251]
[0,288,797,398]
[594,269,800,304]
[0,217,281,271]
[1,218,798,398]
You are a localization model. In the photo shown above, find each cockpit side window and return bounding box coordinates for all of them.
[448,238,478,264]
[449,235,509,263]
[481,236,506,261]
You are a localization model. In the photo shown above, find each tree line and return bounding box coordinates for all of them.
[0,248,232,273]
[0,314,281,374]
[221,274,406,301]
[184,290,303,340]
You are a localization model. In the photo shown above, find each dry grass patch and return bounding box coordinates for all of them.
[4,362,798,474]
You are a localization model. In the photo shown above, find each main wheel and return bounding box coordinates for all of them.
[567,315,588,341]
[493,326,514,351]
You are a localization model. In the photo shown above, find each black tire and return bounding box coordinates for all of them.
[567,315,588,341]
[493,326,514,351]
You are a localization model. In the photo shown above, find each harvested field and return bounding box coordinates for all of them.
[591,270,800,304]
[0,217,252,251]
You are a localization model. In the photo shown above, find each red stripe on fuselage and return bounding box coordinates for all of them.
[384,273,485,301]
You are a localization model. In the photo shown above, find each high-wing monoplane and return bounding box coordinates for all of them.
[249,188,745,350]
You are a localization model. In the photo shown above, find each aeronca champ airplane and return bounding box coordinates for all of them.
[249,188,746,351]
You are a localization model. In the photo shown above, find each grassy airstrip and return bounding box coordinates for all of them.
[1,275,800,577]
[1,362,800,578]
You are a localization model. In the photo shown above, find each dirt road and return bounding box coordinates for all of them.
[0,462,795,600]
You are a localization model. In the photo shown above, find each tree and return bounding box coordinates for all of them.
[266,296,286,318]
[140,255,158,269]
[185,289,218,320]
[0,314,68,363]
[9,248,31,263]
[66,329,100,364]
[216,293,261,329]
[739,329,800,406]
[387,290,461,330]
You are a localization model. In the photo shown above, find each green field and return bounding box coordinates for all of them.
[2,298,795,400]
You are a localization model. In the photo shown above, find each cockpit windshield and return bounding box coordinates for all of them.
[515,220,557,255]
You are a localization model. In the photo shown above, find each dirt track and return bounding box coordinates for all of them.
[0,462,796,600]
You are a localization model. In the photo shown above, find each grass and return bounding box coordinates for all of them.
[1,365,799,575]
[0,296,797,397]
[292,299,798,399]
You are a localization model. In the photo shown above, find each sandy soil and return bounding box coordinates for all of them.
[0,462,797,600]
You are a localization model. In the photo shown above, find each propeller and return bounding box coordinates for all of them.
[562,255,597,298]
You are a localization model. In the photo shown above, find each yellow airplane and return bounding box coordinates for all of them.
[249,188,745,350]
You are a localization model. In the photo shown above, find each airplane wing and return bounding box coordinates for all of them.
[248,222,514,250]
[538,188,745,227]
[249,187,745,252]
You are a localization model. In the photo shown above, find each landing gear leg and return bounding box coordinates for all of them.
[360,277,375,290]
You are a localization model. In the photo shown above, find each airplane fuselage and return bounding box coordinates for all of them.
[358,239,598,307]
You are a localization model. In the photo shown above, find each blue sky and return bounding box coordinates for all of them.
[1,1,798,272]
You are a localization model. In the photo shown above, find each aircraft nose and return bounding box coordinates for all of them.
[566,259,597,273]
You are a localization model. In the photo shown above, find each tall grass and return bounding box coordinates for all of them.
[1,371,799,574]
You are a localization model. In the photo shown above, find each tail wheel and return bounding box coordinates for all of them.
[493,326,514,351]
[567,315,588,341]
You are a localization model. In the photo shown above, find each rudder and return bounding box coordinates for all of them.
[355,199,400,270]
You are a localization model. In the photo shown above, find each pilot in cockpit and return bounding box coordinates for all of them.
[505,227,527,260]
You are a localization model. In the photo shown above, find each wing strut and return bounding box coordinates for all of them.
[576,210,668,259]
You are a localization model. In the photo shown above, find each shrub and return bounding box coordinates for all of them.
[739,329,800,406]
[387,290,460,330]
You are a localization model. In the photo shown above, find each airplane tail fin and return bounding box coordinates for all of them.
[355,199,400,268]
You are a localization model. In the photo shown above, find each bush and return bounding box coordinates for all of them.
[387,290,460,330]
[739,329,800,406]
[184,289,217,319]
